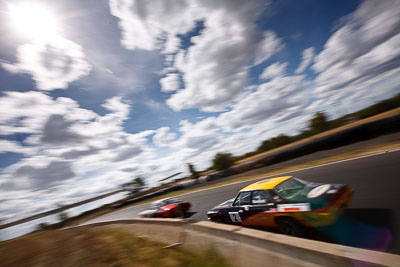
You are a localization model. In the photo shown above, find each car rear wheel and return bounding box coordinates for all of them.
[276,217,304,237]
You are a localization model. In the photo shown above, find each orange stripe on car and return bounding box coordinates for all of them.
[284,208,301,211]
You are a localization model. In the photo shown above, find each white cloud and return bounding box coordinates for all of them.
[295,47,315,74]
[218,74,310,132]
[40,114,87,145]
[78,96,131,136]
[169,21,283,112]
[102,96,131,119]
[2,37,92,90]
[109,0,199,50]
[175,118,221,151]
[260,62,288,80]
[111,0,284,112]
[0,93,156,215]
[0,91,96,137]
[160,73,180,92]
[153,127,177,147]
[254,31,284,65]
[312,0,400,97]
[0,140,36,155]
[163,35,181,54]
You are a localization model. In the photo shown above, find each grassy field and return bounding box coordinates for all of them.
[0,228,230,267]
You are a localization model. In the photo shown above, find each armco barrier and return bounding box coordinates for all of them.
[70,218,400,267]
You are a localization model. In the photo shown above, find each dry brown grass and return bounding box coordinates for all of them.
[0,228,230,267]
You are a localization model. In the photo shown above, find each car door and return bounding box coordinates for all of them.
[243,190,276,227]
[228,191,252,224]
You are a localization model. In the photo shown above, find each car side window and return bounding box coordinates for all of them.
[251,190,273,205]
[233,191,251,206]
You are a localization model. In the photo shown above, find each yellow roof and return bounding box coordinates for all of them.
[240,176,292,191]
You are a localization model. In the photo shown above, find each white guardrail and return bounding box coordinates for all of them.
[69,218,400,267]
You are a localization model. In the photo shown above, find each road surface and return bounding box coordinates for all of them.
[83,150,400,253]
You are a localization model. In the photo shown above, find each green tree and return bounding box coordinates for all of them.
[270,134,291,148]
[212,152,234,171]
[132,177,145,188]
[124,177,145,193]
[309,112,329,133]
[187,163,199,180]
[257,134,291,153]
[36,222,49,231]
[58,212,69,222]
[257,139,273,152]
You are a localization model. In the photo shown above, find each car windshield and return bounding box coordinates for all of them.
[218,198,234,207]
[163,198,180,205]
[149,202,161,209]
[274,177,309,199]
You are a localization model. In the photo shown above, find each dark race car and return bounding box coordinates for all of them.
[207,176,352,236]
[138,197,191,218]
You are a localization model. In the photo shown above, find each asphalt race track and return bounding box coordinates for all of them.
[83,150,400,254]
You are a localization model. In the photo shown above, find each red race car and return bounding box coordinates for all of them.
[138,197,191,218]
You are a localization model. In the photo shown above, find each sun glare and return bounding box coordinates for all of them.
[8,3,59,42]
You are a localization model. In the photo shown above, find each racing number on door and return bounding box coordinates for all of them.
[229,212,242,222]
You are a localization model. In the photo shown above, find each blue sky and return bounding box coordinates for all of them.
[0,0,399,222]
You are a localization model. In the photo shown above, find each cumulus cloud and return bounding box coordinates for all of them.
[163,35,181,54]
[0,92,163,227]
[254,31,284,65]
[113,146,142,162]
[153,127,177,147]
[110,0,284,112]
[159,73,180,92]
[173,117,222,155]
[14,161,75,190]
[260,62,288,80]
[41,114,86,145]
[79,96,131,136]
[312,0,400,97]
[295,47,315,74]
[0,92,139,187]
[60,147,99,160]
[218,74,310,131]
[0,140,36,155]
[2,37,92,90]
[0,91,96,136]
[109,0,199,50]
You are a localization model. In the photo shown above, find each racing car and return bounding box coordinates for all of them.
[138,197,191,218]
[207,176,352,236]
